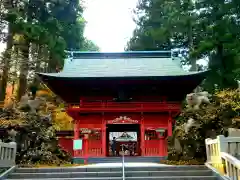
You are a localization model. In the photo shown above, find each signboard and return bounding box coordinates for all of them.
[80,128,91,134]
[107,116,139,124]
[73,139,83,150]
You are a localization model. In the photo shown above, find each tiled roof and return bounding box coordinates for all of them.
[38,57,199,78]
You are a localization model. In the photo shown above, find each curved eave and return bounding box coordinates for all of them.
[37,71,209,103]
[36,71,204,78]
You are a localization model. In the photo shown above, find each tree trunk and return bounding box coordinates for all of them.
[30,44,42,98]
[43,46,49,73]
[187,6,199,92]
[11,46,20,96]
[35,45,41,73]
[17,39,30,100]
[48,52,58,73]
[188,18,197,72]
[0,24,13,101]
[31,44,40,84]
[190,58,197,71]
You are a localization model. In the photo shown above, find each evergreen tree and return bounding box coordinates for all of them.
[127,0,240,91]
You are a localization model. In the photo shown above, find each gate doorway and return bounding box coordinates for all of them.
[106,124,141,157]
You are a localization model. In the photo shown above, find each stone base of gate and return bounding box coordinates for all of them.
[72,156,167,164]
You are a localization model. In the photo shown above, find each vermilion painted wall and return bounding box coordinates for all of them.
[78,114,102,129]
[58,137,73,156]
[58,112,171,157]
[143,113,169,128]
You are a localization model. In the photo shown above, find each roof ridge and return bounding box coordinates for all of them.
[66,51,172,59]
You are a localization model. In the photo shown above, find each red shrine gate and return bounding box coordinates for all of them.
[67,101,180,160]
[37,51,207,163]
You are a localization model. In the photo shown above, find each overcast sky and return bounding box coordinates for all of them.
[83,0,138,52]
[0,0,138,53]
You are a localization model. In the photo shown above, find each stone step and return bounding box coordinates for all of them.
[6,176,218,180]
[13,165,209,173]
[7,170,213,179]
[88,157,162,163]
[6,165,220,180]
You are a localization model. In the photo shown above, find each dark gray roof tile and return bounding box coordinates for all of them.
[39,57,198,78]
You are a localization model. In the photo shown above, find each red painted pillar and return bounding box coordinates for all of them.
[168,112,172,136]
[102,113,106,157]
[84,135,88,164]
[159,135,163,156]
[140,114,145,156]
[73,119,80,157]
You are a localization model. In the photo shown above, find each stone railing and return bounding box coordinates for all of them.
[205,135,240,179]
[0,142,17,167]
[221,152,240,179]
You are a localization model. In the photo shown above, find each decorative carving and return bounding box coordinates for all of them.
[186,91,210,110]
[108,116,139,124]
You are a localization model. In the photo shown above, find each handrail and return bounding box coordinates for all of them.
[121,145,125,180]
[205,135,240,178]
[221,152,240,179]
[0,141,17,167]
[221,152,240,169]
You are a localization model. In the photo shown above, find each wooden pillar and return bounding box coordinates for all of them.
[73,119,80,157]
[102,113,106,157]
[159,136,164,156]
[140,113,145,156]
[168,111,172,136]
[84,134,89,164]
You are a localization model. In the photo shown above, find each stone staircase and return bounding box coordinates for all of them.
[6,165,220,180]
[88,156,162,163]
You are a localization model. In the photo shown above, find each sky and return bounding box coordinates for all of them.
[83,0,138,52]
[0,0,138,53]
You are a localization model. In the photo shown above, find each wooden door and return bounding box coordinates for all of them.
[144,130,166,156]
[88,130,103,157]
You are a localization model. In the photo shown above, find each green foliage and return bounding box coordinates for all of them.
[82,38,100,52]
[3,0,87,71]
[0,0,101,101]
[126,0,196,51]
[169,89,240,161]
[127,0,240,90]
[0,93,71,165]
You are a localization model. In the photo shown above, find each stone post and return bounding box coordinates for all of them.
[216,135,227,174]
[205,138,211,163]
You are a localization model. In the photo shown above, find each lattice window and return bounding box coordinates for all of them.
[89,130,101,140]
[145,130,158,140]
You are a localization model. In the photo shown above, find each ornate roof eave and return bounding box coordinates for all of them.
[36,70,209,80]
[36,71,209,103]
